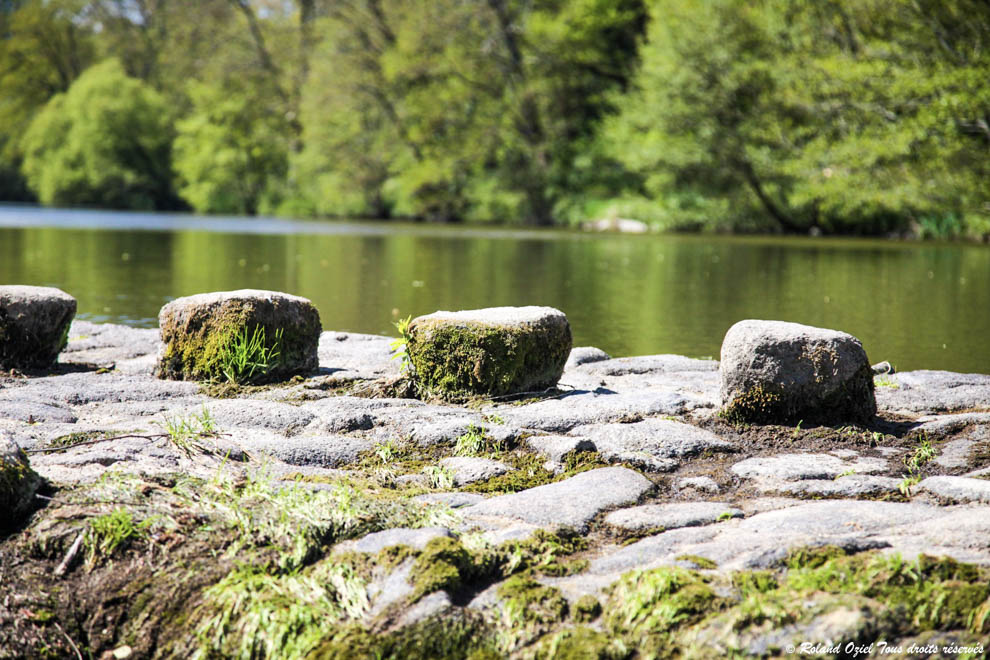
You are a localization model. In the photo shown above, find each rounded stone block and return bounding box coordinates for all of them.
[1,432,41,529]
[0,285,76,370]
[719,320,876,425]
[156,289,321,384]
[405,306,572,398]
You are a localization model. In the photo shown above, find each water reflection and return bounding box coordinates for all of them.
[0,207,988,373]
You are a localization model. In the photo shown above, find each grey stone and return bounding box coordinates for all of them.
[730,453,887,481]
[338,527,454,555]
[935,426,989,469]
[199,400,316,436]
[564,346,611,370]
[1,432,40,528]
[604,502,742,532]
[525,435,596,464]
[156,289,321,383]
[62,321,159,365]
[5,372,201,406]
[406,306,572,398]
[914,412,990,438]
[577,354,718,377]
[572,418,736,472]
[464,466,653,532]
[768,474,903,498]
[675,476,720,493]
[394,591,453,629]
[300,397,378,433]
[318,331,398,381]
[872,361,895,375]
[414,492,485,509]
[502,390,693,433]
[917,476,990,503]
[366,560,415,618]
[0,285,76,370]
[235,429,372,467]
[875,370,990,414]
[0,397,78,424]
[719,320,875,425]
[438,457,510,486]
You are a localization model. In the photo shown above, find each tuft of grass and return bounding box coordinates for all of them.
[85,508,158,567]
[156,406,218,456]
[218,325,283,384]
[373,437,399,464]
[874,375,900,389]
[905,433,937,473]
[424,464,455,490]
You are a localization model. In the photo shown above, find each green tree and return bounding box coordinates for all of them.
[606,0,990,236]
[20,58,178,209]
[0,0,95,200]
[172,79,290,215]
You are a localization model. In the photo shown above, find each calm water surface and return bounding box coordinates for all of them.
[1,206,988,374]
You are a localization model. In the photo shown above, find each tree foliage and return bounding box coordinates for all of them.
[1,0,988,236]
[606,0,990,236]
[20,58,178,209]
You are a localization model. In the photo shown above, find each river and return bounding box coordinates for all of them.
[1,206,988,374]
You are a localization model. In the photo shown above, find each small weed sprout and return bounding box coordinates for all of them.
[425,465,455,489]
[874,375,900,389]
[218,325,283,384]
[389,315,413,373]
[717,511,735,522]
[373,437,399,464]
[899,475,921,498]
[455,424,487,456]
[484,413,506,425]
[834,469,856,480]
[904,433,936,473]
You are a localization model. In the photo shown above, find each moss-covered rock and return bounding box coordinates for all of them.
[0,285,76,370]
[405,306,572,399]
[155,289,321,384]
[1,433,41,530]
[719,319,876,425]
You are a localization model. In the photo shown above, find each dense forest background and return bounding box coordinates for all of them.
[0,0,988,237]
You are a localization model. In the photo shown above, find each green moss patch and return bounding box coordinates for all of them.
[406,311,571,400]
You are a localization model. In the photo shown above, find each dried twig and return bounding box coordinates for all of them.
[55,532,84,577]
[54,622,83,660]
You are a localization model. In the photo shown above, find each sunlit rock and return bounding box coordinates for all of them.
[719,320,875,425]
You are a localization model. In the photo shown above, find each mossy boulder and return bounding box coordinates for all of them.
[1,432,41,529]
[719,320,876,425]
[0,285,76,370]
[156,289,321,384]
[405,306,572,399]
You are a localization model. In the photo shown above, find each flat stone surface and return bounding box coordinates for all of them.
[912,412,990,437]
[935,427,988,469]
[337,527,454,555]
[572,418,736,471]
[719,319,875,425]
[414,492,485,509]
[501,390,694,433]
[730,453,887,481]
[464,467,653,532]
[318,331,398,381]
[63,321,159,365]
[604,502,742,532]
[875,370,990,414]
[766,475,903,498]
[576,354,718,377]
[3,372,202,405]
[917,476,990,503]
[524,435,596,464]
[438,457,510,486]
[0,397,78,424]
[196,400,316,436]
[234,430,372,468]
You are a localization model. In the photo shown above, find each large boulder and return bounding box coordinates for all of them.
[405,306,572,399]
[156,289,321,384]
[1,432,41,529]
[719,320,875,425]
[0,285,76,370]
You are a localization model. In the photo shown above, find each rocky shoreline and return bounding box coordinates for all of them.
[2,319,990,658]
